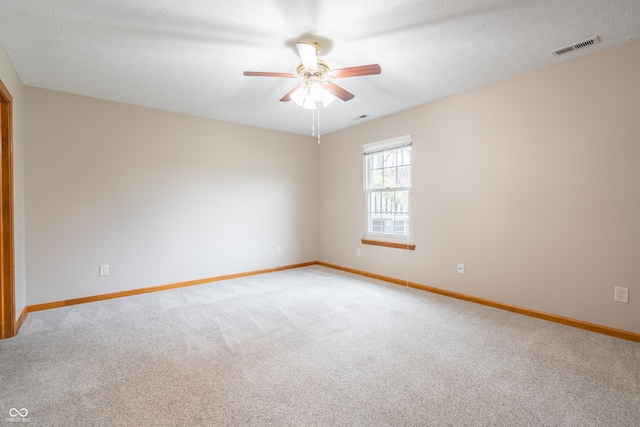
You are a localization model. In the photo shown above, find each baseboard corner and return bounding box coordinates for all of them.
[317,261,640,343]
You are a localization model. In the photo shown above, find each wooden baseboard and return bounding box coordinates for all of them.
[317,261,640,343]
[15,306,27,333]
[27,262,317,313]
[22,260,640,343]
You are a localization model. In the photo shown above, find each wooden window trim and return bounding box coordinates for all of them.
[361,239,415,251]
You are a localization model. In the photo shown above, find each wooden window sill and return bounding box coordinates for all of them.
[361,239,415,250]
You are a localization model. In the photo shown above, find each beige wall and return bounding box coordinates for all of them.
[318,40,640,334]
[24,88,317,305]
[0,43,26,322]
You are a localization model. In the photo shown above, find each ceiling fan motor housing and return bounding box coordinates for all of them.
[296,59,330,83]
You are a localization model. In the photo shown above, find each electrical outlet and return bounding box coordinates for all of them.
[356,248,361,257]
[457,263,464,274]
[614,286,629,303]
[276,246,281,255]
[99,264,109,276]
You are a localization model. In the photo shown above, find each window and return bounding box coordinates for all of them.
[363,135,412,245]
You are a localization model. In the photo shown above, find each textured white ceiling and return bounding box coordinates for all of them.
[1,0,639,136]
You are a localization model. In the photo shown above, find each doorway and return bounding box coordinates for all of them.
[0,79,15,339]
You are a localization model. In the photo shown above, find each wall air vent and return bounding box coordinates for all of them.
[551,36,600,56]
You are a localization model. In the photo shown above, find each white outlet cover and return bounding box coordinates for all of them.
[99,265,109,276]
[614,286,629,303]
[457,263,464,274]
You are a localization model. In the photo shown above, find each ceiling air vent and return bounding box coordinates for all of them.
[551,36,600,56]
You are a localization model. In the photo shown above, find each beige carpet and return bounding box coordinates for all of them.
[1,265,639,426]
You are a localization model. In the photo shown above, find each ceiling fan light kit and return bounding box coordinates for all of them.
[289,58,336,110]
[290,82,336,110]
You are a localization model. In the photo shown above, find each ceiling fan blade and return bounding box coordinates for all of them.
[296,42,318,71]
[243,71,297,78]
[279,85,302,102]
[330,64,381,78]
[323,82,355,101]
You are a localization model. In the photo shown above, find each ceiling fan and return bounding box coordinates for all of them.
[243,42,381,110]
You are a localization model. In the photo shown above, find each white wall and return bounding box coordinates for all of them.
[318,40,640,334]
[24,88,317,305]
[0,43,26,321]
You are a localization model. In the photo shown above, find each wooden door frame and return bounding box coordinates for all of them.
[0,79,15,339]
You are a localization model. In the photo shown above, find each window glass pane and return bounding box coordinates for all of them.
[370,213,383,232]
[398,217,411,235]
[397,165,411,188]
[382,191,395,213]
[395,190,410,213]
[383,150,396,168]
[372,152,384,169]
[383,167,397,188]
[398,147,411,166]
[371,168,384,189]
[383,218,393,233]
[368,192,381,214]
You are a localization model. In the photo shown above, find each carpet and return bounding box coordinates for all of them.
[1,265,639,426]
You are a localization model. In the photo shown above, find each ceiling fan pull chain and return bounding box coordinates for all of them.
[317,105,321,144]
